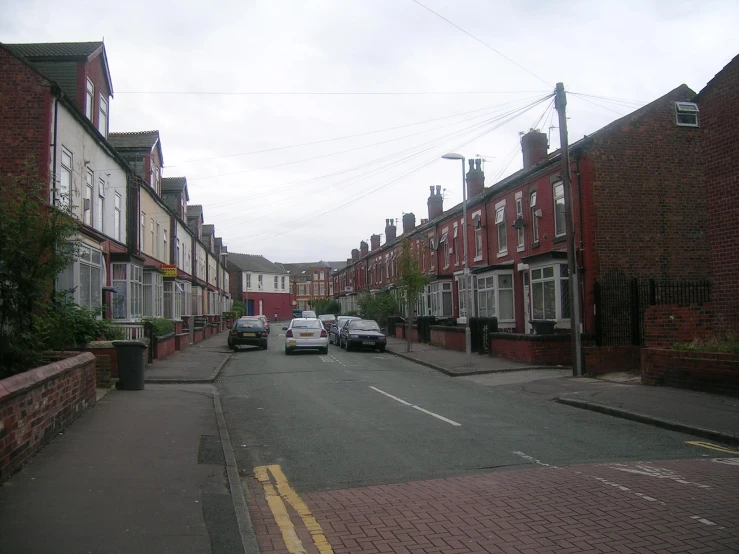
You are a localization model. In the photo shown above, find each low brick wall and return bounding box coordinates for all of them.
[642,348,739,396]
[430,326,466,351]
[153,333,176,360]
[490,333,571,365]
[0,353,96,483]
[193,328,205,343]
[175,333,190,351]
[583,346,641,375]
[644,304,713,348]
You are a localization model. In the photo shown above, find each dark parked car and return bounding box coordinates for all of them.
[329,315,361,345]
[228,318,269,351]
[318,314,336,331]
[339,319,387,352]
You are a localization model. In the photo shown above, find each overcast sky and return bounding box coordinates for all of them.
[2,0,737,263]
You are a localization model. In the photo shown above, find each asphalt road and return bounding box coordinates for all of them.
[218,328,707,495]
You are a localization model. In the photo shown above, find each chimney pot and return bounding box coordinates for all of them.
[465,158,485,199]
[385,218,397,244]
[427,183,444,220]
[435,185,441,195]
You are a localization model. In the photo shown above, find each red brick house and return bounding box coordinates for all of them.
[228,254,292,319]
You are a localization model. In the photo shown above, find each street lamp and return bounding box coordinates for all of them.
[442,153,472,366]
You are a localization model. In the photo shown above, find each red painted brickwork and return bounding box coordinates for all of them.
[153,335,176,360]
[175,333,190,351]
[430,327,466,351]
[699,55,739,334]
[0,47,52,182]
[642,348,739,396]
[94,354,112,388]
[644,304,713,348]
[491,335,571,365]
[0,353,96,483]
[193,329,204,343]
[75,346,119,378]
[583,346,641,375]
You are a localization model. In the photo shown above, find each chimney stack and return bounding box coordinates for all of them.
[402,213,416,235]
[421,218,429,225]
[427,185,443,220]
[521,129,548,169]
[351,248,359,262]
[385,218,397,243]
[465,159,485,199]
[370,234,381,251]
[347,258,352,266]
[359,241,368,257]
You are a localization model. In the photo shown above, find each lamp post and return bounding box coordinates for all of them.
[442,153,472,366]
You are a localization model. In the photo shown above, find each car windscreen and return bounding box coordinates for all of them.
[348,320,380,331]
[292,320,322,329]
[237,320,264,329]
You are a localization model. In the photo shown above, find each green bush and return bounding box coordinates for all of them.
[672,336,739,355]
[143,317,175,338]
[231,301,246,317]
[314,298,340,316]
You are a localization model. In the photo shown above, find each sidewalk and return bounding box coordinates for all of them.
[145,331,232,383]
[0,384,258,554]
[386,336,739,447]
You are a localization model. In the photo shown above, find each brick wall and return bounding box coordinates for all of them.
[490,334,571,365]
[644,304,713,348]
[193,328,204,343]
[642,348,739,396]
[0,47,52,182]
[0,352,96,483]
[175,333,191,351]
[699,55,739,334]
[583,346,641,375]
[430,326,466,351]
[153,335,176,360]
[588,85,709,282]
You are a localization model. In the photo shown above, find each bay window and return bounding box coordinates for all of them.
[530,263,569,321]
[143,271,163,318]
[57,244,103,311]
[421,281,453,317]
[476,271,514,324]
[112,262,143,320]
[456,274,472,319]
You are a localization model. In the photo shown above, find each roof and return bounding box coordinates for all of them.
[202,224,215,235]
[229,253,287,274]
[695,53,739,101]
[161,177,190,200]
[186,205,203,221]
[326,260,348,272]
[3,41,103,59]
[279,261,332,275]
[108,130,159,150]
[3,41,113,97]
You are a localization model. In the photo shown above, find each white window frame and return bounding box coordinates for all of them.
[114,193,121,242]
[57,244,104,311]
[246,273,251,289]
[281,276,286,290]
[84,170,93,225]
[421,280,453,317]
[440,229,449,269]
[140,213,145,251]
[258,274,263,289]
[150,219,155,253]
[98,95,108,137]
[59,147,72,208]
[476,271,515,325]
[163,229,168,263]
[530,191,539,243]
[97,179,105,232]
[529,263,570,323]
[86,79,94,120]
[675,101,699,127]
[111,262,144,321]
[143,271,164,318]
[456,273,473,319]
[553,182,566,238]
[453,223,459,266]
[515,191,525,252]
[495,201,507,257]
[472,209,483,262]
[155,222,161,259]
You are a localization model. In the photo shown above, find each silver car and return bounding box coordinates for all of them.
[283,318,328,355]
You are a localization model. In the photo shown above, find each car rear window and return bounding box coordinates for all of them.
[292,320,321,329]
[319,315,335,321]
[237,320,264,329]
[349,320,380,331]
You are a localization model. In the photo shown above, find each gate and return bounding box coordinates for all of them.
[594,273,711,347]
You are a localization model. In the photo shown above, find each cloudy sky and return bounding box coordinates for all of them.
[2,0,737,263]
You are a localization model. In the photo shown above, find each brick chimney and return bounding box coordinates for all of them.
[360,241,368,257]
[402,213,416,235]
[370,234,381,251]
[521,129,548,169]
[427,185,443,220]
[347,258,352,265]
[385,218,397,243]
[465,159,485,199]
[420,218,429,225]
[351,248,359,262]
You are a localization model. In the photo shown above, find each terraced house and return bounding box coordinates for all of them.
[0,40,232,342]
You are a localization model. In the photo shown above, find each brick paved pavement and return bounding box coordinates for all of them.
[246,458,739,553]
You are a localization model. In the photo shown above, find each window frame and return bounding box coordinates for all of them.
[84,169,93,225]
[553,182,566,238]
[675,101,699,127]
[114,193,122,242]
[97,179,105,231]
[515,192,524,251]
[495,201,507,257]
[86,79,94,120]
[476,270,515,324]
[98,94,108,137]
[472,209,483,262]
[530,191,539,243]
[529,262,570,323]
[59,147,72,208]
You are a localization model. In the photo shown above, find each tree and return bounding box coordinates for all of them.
[395,238,428,352]
[0,161,79,377]
[314,298,340,315]
[357,292,399,329]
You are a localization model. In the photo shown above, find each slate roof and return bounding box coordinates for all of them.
[161,177,189,200]
[326,260,348,272]
[108,131,160,150]
[229,253,287,274]
[186,205,203,220]
[3,41,103,59]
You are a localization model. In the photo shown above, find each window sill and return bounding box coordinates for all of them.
[530,241,540,249]
[473,255,483,262]
[553,235,566,244]
[496,251,508,259]
[517,245,525,253]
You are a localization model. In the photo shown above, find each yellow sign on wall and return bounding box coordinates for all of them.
[162,265,178,278]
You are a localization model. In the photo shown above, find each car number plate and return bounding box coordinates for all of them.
[362,341,375,346]
[288,340,297,347]
[300,332,311,337]
[241,332,256,337]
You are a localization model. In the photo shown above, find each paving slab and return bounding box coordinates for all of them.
[145,331,232,383]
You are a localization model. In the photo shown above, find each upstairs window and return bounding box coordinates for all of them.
[98,96,108,137]
[553,183,566,238]
[274,276,278,289]
[495,205,507,255]
[84,170,93,225]
[86,79,94,120]
[530,191,539,243]
[675,102,699,127]
[59,148,72,208]
[114,193,122,242]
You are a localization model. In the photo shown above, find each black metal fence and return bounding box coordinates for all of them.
[594,274,711,347]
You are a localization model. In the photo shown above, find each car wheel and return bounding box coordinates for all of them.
[232,346,239,352]
[346,341,353,352]
[261,342,268,350]
[284,347,291,355]
[320,347,328,355]
[378,345,386,353]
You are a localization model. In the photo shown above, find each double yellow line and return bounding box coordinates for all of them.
[253,465,334,554]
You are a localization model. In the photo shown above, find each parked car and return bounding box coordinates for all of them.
[318,314,336,331]
[283,318,328,355]
[329,316,361,345]
[301,310,318,319]
[257,315,271,334]
[339,319,387,352]
[292,309,303,318]
[228,318,269,351]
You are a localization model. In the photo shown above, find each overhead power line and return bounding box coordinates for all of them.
[117,89,547,95]
[408,0,551,88]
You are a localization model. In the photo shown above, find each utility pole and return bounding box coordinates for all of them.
[555,83,583,377]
